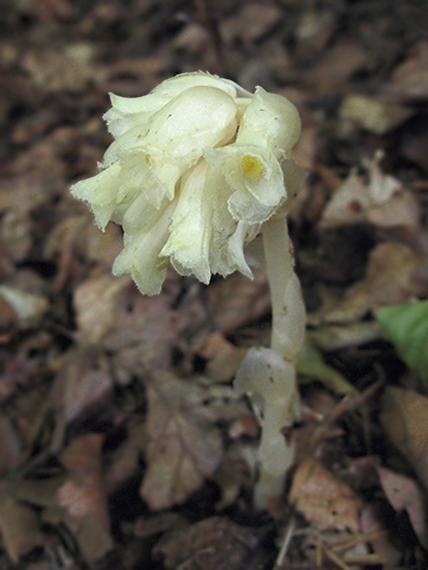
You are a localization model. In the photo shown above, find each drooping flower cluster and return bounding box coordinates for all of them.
[72,72,303,295]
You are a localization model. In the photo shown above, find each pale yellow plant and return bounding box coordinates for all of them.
[72,71,306,508]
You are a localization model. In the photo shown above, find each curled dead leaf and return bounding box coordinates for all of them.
[0,486,46,564]
[376,466,428,549]
[380,386,428,493]
[289,458,362,533]
[73,273,131,344]
[309,241,428,325]
[45,434,114,564]
[140,372,223,510]
[320,151,420,231]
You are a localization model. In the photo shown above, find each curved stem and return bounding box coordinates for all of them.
[252,215,305,508]
[262,216,293,356]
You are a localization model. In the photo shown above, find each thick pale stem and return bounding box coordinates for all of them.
[262,216,293,358]
[253,215,305,508]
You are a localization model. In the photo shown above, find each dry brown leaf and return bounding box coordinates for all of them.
[73,273,131,343]
[106,287,178,381]
[199,332,247,382]
[134,512,185,539]
[0,285,48,329]
[401,114,428,174]
[320,152,420,230]
[22,44,103,92]
[294,9,336,59]
[0,209,35,264]
[304,38,369,95]
[376,466,428,549]
[309,241,428,325]
[0,296,18,333]
[208,269,270,335]
[220,2,281,45]
[44,213,123,270]
[289,458,362,532]
[153,516,262,570]
[360,503,402,569]
[0,485,46,564]
[104,421,147,495]
[211,443,254,510]
[50,347,113,451]
[45,434,113,565]
[173,23,210,53]
[387,42,428,100]
[16,0,75,20]
[140,371,223,510]
[380,386,428,493]
[339,95,413,135]
[0,415,21,475]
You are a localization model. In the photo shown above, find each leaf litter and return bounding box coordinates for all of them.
[1,1,428,569]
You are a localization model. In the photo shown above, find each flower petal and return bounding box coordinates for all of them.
[112,197,177,295]
[160,161,213,284]
[205,145,286,223]
[142,86,237,159]
[71,72,305,295]
[71,161,122,230]
[104,72,249,139]
[105,86,238,200]
[237,87,301,157]
[152,71,252,100]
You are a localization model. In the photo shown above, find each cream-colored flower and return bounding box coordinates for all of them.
[71,72,303,295]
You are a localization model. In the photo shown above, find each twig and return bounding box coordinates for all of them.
[274,515,295,569]
[321,542,352,570]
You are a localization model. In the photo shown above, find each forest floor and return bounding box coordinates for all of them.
[1,0,428,569]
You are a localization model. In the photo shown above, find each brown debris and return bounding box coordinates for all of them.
[0,0,428,568]
[45,434,113,565]
[140,371,224,510]
[153,516,263,570]
[381,386,428,494]
[289,458,362,533]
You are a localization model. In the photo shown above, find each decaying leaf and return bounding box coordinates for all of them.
[140,371,223,510]
[376,466,428,549]
[339,94,412,135]
[211,443,255,510]
[50,346,113,452]
[320,151,420,230]
[43,212,123,269]
[44,434,113,565]
[105,287,178,380]
[289,458,362,533]
[199,332,247,382]
[22,44,104,92]
[0,285,48,329]
[73,273,131,344]
[309,241,428,325]
[386,41,428,100]
[1,2,428,568]
[104,421,147,494]
[207,269,270,334]
[153,516,262,570]
[0,484,46,564]
[380,386,428,494]
[0,415,22,475]
[304,38,369,95]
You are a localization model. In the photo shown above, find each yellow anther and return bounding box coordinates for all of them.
[241,155,264,179]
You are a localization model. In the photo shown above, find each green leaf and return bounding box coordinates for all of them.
[297,336,358,396]
[377,300,428,384]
